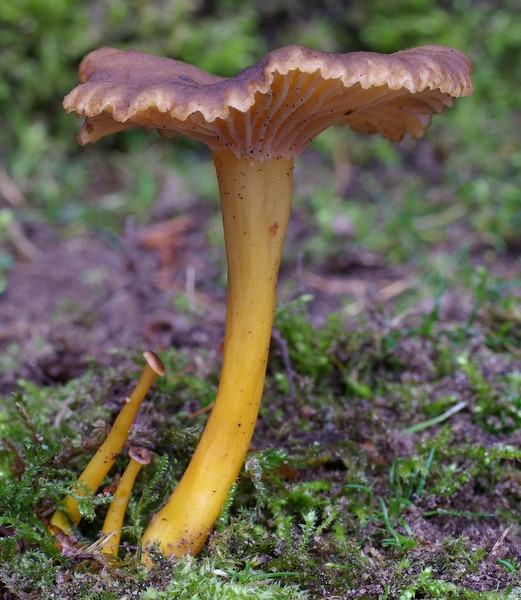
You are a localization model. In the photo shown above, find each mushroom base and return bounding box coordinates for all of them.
[141,151,294,561]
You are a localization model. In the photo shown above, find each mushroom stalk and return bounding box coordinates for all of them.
[101,447,152,558]
[51,351,164,534]
[142,151,294,559]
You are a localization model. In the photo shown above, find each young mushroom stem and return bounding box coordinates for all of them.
[101,446,152,558]
[51,351,164,534]
[141,152,293,560]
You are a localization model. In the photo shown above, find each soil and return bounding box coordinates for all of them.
[0,196,406,393]
[0,212,224,393]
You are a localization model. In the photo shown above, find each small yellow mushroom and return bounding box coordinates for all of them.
[101,446,152,558]
[51,351,164,534]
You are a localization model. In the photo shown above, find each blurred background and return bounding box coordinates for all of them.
[0,0,520,372]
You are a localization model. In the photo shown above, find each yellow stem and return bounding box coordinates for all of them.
[51,351,164,534]
[101,447,151,558]
[142,152,294,560]
[100,460,142,558]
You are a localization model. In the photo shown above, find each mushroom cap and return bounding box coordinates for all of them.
[64,44,472,159]
[128,446,152,465]
[143,350,166,376]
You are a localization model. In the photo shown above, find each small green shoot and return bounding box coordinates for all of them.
[404,399,467,433]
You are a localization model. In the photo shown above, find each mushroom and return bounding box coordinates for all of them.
[51,351,164,534]
[100,446,152,558]
[63,44,472,560]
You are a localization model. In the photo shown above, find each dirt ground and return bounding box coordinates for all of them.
[0,195,409,393]
[0,214,220,392]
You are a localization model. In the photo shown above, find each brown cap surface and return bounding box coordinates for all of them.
[64,45,472,159]
[143,350,166,376]
[128,446,152,465]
